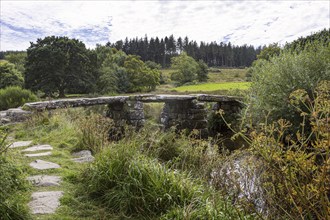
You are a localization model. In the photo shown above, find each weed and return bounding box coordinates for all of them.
[76,113,114,153]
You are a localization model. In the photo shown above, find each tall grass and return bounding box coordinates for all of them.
[78,137,251,219]
[76,113,113,153]
[0,129,31,220]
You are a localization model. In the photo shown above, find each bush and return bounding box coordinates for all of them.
[170,52,208,85]
[0,86,38,110]
[235,82,330,219]
[249,42,330,133]
[0,60,24,89]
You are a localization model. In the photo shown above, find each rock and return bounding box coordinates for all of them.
[196,94,242,102]
[30,160,60,170]
[29,191,63,214]
[22,144,53,152]
[72,150,92,157]
[0,108,32,124]
[25,151,52,157]
[9,140,33,149]
[133,94,196,102]
[72,150,94,163]
[27,175,61,187]
[210,152,268,215]
[23,96,129,111]
[72,155,94,163]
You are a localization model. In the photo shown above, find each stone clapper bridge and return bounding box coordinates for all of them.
[22,94,243,136]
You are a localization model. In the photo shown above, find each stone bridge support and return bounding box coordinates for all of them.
[107,101,145,128]
[19,94,243,137]
[160,100,208,136]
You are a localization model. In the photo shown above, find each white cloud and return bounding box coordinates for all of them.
[0,0,329,50]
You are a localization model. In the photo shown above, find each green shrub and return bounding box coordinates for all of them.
[234,82,330,219]
[249,42,330,133]
[0,60,24,89]
[0,86,38,110]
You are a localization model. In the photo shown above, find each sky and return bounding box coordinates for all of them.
[0,1,329,51]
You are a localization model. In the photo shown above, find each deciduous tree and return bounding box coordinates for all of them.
[25,36,95,97]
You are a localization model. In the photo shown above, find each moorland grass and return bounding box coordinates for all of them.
[78,137,251,219]
[173,82,251,92]
[0,130,31,220]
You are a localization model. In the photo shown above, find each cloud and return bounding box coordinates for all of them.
[0,1,329,51]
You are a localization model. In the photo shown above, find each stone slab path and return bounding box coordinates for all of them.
[72,150,94,163]
[9,140,32,148]
[13,141,95,216]
[19,143,64,215]
[27,175,61,187]
[22,144,53,152]
[29,191,63,214]
[30,159,61,170]
[25,151,52,157]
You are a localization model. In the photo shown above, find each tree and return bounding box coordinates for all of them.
[196,60,208,82]
[170,52,199,85]
[95,45,160,94]
[257,43,281,61]
[124,55,160,92]
[25,36,95,97]
[0,60,24,89]
[4,51,27,74]
[177,37,183,53]
[145,60,161,70]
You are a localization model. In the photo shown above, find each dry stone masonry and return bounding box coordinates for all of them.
[5,94,243,135]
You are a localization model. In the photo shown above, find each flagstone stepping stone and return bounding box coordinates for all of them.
[9,140,32,148]
[22,144,53,152]
[29,191,63,214]
[72,150,92,157]
[25,151,52,157]
[72,150,94,163]
[27,175,61,187]
[72,156,94,163]
[30,160,60,170]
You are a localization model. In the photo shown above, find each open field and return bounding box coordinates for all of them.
[173,82,251,92]
[160,67,248,84]
[158,68,249,94]
[207,68,248,82]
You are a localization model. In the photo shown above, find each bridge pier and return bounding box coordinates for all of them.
[160,100,208,137]
[107,101,145,128]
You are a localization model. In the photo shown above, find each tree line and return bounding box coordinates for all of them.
[108,35,261,68]
[1,29,328,97]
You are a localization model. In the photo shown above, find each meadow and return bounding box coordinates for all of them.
[173,82,251,92]
[156,67,250,95]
